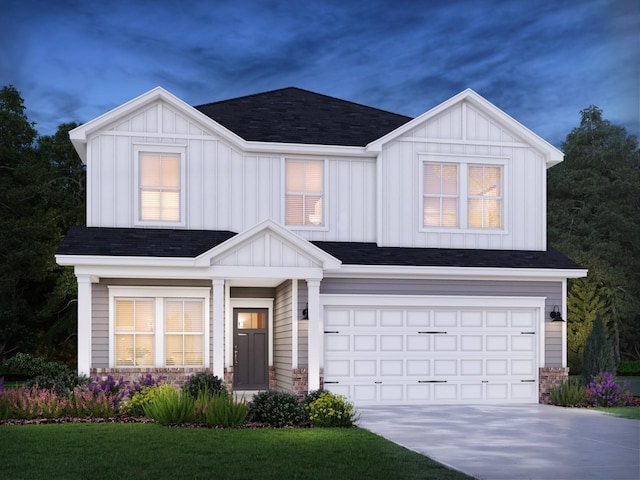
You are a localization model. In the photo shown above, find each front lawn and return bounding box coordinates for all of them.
[595,406,640,420]
[0,423,471,480]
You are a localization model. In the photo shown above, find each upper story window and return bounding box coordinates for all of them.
[423,163,459,227]
[285,159,324,226]
[422,158,503,230]
[134,145,186,226]
[468,165,502,229]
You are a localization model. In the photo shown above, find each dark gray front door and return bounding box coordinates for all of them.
[233,308,268,390]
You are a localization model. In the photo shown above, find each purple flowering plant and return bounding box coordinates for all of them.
[585,372,633,407]
[87,375,127,409]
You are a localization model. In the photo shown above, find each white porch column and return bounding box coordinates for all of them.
[306,279,321,391]
[212,278,225,379]
[76,274,93,376]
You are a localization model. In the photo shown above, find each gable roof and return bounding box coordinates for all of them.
[195,87,412,146]
[57,227,581,271]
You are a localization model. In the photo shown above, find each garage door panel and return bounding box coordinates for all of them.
[323,303,539,405]
[353,335,376,351]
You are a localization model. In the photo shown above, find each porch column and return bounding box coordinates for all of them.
[212,278,225,379]
[306,279,321,391]
[76,274,93,376]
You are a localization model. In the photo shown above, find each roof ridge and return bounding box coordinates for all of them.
[194,86,412,120]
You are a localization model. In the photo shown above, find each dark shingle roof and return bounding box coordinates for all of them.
[194,87,412,146]
[58,227,581,270]
[311,241,582,269]
[57,226,236,257]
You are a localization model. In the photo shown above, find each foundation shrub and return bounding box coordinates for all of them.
[549,378,586,406]
[143,386,195,425]
[2,353,70,378]
[306,392,358,427]
[196,390,247,428]
[182,372,226,398]
[87,375,127,410]
[303,389,328,409]
[25,372,90,396]
[585,372,633,407]
[248,391,306,427]
[617,360,640,376]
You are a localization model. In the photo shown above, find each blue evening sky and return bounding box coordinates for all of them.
[2,0,638,147]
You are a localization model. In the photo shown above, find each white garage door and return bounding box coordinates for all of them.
[322,296,543,405]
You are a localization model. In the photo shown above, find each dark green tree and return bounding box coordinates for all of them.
[0,86,85,363]
[582,313,617,383]
[548,105,640,362]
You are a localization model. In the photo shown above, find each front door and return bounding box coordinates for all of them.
[233,308,268,390]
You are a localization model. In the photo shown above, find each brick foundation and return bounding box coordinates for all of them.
[269,366,277,391]
[90,367,209,389]
[291,368,308,399]
[223,367,234,393]
[539,367,569,404]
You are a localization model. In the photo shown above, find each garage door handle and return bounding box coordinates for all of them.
[521,380,535,383]
[418,380,448,383]
[419,331,447,334]
[521,331,535,335]
[324,381,339,384]
[324,331,340,334]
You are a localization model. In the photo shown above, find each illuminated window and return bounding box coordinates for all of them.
[285,159,324,226]
[115,299,155,367]
[110,287,209,368]
[139,152,181,222]
[165,300,204,366]
[423,163,458,227]
[468,165,502,229]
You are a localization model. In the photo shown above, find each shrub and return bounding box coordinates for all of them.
[306,392,358,427]
[64,387,118,418]
[196,391,247,428]
[143,386,195,425]
[585,372,633,407]
[303,389,328,408]
[25,372,90,396]
[549,378,586,406]
[182,372,226,398]
[87,375,127,409]
[247,391,306,427]
[582,314,616,384]
[2,353,70,378]
[617,360,640,376]
[0,385,64,419]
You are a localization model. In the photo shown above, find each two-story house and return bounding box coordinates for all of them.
[56,86,586,405]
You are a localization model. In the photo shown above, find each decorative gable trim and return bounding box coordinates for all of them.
[69,87,247,163]
[366,89,563,166]
[195,219,342,271]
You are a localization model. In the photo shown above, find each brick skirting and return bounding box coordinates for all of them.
[539,367,569,404]
[90,367,209,389]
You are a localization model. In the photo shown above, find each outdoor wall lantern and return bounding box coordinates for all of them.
[301,303,309,320]
[550,305,564,322]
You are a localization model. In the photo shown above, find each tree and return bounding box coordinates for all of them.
[0,86,85,363]
[548,105,640,362]
[582,313,616,383]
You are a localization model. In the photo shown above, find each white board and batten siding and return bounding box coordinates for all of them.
[86,100,377,243]
[321,295,545,405]
[379,101,547,250]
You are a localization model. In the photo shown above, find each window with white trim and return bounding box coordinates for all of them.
[468,165,502,229]
[423,163,459,227]
[285,159,324,226]
[422,159,503,230]
[139,152,181,222]
[110,287,209,368]
[134,145,186,226]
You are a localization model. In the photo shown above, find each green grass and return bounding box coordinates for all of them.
[595,406,640,420]
[0,423,471,480]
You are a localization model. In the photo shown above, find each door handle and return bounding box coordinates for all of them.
[234,347,238,365]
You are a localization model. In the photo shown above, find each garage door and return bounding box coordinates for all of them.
[322,296,543,405]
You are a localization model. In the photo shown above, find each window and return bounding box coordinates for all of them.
[110,287,209,368]
[468,165,502,229]
[423,163,458,227]
[285,159,324,226]
[139,152,181,222]
[421,158,503,230]
[115,299,155,367]
[165,300,204,366]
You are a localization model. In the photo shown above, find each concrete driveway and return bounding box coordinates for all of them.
[357,404,639,480]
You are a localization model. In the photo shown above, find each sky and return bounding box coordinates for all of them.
[2,0,639,147]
